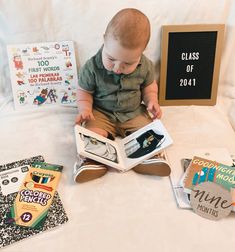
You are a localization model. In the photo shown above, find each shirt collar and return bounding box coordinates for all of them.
[95,45,105,69]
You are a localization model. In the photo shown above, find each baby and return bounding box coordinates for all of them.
[74,8,170,183]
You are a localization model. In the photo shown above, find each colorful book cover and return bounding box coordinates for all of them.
[7,162,63,229]
[0,156,68,248]
[183,156,235,209]
[183,156,215,192]
[7,41,78,109]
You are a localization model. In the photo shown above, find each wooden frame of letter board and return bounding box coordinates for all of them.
[159,24,225,106]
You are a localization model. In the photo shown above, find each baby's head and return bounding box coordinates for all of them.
[102,8,150,75]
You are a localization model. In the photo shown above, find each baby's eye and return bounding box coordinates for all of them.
[124,62,133,66]
[108,57,115,61]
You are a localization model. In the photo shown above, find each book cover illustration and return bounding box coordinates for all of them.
[7,162,63,229]
[168,148,234,210]
[75,120,173,172]
[182,156,235,210]
[7,41,78,109]
[0,156,68,248]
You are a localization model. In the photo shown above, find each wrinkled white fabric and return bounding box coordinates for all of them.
[0,1,235,252]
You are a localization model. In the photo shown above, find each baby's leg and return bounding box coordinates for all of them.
[119,111,171,177]
[74,109,116,183]
[118,110,152,137]
[87,127,108,137]
[83,109,116,139]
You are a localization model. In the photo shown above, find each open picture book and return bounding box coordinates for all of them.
[74,120,173,172]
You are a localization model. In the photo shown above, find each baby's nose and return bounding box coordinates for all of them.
[113,62,124,72]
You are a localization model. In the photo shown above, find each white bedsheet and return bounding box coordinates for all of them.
[0,102,235,252]
[1,1,235,251]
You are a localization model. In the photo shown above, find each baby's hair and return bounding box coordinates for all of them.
[104,8,150,50]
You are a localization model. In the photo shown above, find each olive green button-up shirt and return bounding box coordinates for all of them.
[78,46,154,122]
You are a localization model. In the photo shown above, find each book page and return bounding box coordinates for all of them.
[74,125,125,170]
[117,120,173,171]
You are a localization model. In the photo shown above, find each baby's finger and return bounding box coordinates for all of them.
[156,108,162,119]
[89,113,95,120]
[75,115,82,125]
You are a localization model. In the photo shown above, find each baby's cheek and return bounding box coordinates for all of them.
[104,61,113,71]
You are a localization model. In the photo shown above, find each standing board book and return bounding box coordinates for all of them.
[182,156,235,210]
[74,120,173,172]
[7,41,78,110]
[0,156,68,248]
[169,148,234,210]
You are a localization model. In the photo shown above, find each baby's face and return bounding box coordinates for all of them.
[102,37,142,75]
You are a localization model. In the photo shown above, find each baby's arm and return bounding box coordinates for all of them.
[75,88,95,124]
[142,80,162,119]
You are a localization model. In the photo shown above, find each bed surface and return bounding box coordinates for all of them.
[0,100,235,252]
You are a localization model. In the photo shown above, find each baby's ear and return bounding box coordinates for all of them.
[103,33,108,42]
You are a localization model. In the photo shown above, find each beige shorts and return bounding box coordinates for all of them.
[83,109,152,138]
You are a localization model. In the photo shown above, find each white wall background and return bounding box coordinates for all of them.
[0,0,234,111]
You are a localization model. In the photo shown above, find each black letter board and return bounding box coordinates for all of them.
[159,24,224,105]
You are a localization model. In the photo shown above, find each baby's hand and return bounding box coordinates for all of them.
[147,101,162,119]
[75,109,95,125]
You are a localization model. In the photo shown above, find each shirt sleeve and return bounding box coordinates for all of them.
[142,56,155,87]
[78,60,96,93]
